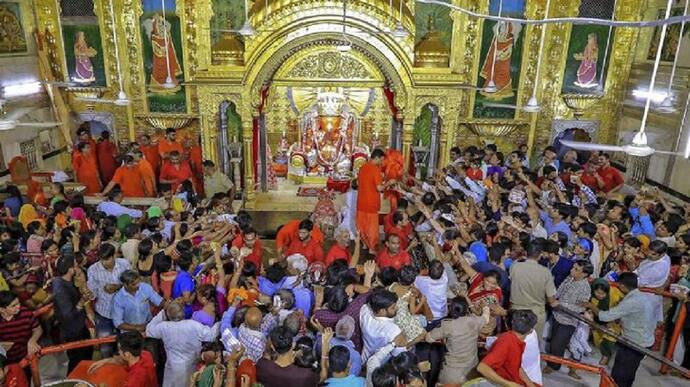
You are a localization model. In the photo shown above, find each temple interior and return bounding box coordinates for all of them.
[2,0,690,386]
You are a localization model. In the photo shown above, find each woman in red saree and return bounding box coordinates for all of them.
[457,251,506,337]
[96,130,118,185]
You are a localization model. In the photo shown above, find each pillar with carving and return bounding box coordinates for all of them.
[401,114,414,169]
[624,155,650,188]
[241,117,255,202]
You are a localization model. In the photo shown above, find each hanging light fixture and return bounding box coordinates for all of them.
[336,0,352,52]
[639,0,675,141]
[239,0,255,36]
[160,0,176,89]
[390,0,409,38]
[484,0,503,94]
[658,0,688,113]
[108,0,129,105]
[523,0,552,113]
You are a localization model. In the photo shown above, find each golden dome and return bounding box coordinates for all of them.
[414,15,450,68]
[211,20,245,66]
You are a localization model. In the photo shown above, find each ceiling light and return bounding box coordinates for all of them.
[391,22,408,38]
[2,81,42,98]
[657,96,676,113]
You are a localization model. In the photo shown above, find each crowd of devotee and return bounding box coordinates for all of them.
[1,129,690,387]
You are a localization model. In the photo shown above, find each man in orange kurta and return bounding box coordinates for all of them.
[356,149,391,252]
[73,142,101,194]
[184,137,204,195]
[133,149,156,197]
[96,130,118,185]
[275,218,324,256]
[72,126,97,166]
[102,155,146,197]
[158,128,183,160]
[140,134,161,175]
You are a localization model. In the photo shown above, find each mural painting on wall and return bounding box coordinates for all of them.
[210,0,245,46]
[473,0,525,119]
[141,0,186,113]
[648,7,689,62]
[60,0,106,86]
[414,2,452,48]
[562,0,615,94]
[0,2,28,55]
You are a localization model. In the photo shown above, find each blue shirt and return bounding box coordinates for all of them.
[111,282,163,329]
[329,337,362,377]
[629,207,656,239]
[539,256,574,288]
[469,241,488,263]
[3,197,23,217]
[325,374,365,387]
[171,271,195,318]
[539,210,572,243]
[220,306,239,338]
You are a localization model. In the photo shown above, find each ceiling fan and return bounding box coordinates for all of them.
[0,100,62,131]
[558,0,688,159]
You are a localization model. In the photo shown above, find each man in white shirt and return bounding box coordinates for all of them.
[96,190,143,218]
[359,289,407,362]
[146,302,220,387]
[635,240,671,325]
[414,260,449,320]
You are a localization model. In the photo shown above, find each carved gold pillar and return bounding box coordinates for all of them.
[35,0,67,79]
[242,116,256,203]
[193,0,214,71]
[401,114,414,169]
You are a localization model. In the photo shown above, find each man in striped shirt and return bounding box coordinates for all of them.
[0,291,42,364]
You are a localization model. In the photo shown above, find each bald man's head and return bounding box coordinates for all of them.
[245,307,262,330]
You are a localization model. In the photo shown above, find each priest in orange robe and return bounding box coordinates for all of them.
[356,148,392,252]
[102,155,146,197]
[158,128,183,160]
[96,130,118,184]
[140,134,161,175]
[159,151,193,192]
[72,125,97,166]
[382,148,404,211]
[73,142,101,194]
[275,218,325,257]
[133,149,156,197]
[184,136,204,195]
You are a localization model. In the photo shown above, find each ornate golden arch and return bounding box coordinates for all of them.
[242,32,413,115]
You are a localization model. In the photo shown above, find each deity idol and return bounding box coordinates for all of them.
[480,21,522,99]
[73,31,97,84]
[146,13,182,93]
[574,33,599,89]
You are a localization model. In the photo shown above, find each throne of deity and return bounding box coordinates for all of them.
[287,88,370,183]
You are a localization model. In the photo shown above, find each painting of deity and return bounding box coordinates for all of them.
[60,0,106,86]
[141,0,186,113]
[562,25,611,94]
[415,2,452,49]
[0,2,28,55]
[473,0,525,119]
[210,0,245,46]
[562,0,614,94]
[648,7,689,62]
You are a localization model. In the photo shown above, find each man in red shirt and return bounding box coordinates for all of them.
[383,198,409,234]
[0,291,42,365]
[232,227,263,269]
[597,153,624,195]
[87,331,157,387]
[284,219,324,264]
[578,162,603,192]
[477,309,538,387]
[386,211,413,251]
[275,218,324,256]
[159,151,194,192]
[325,228,361,267]
[376,234,411,271]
